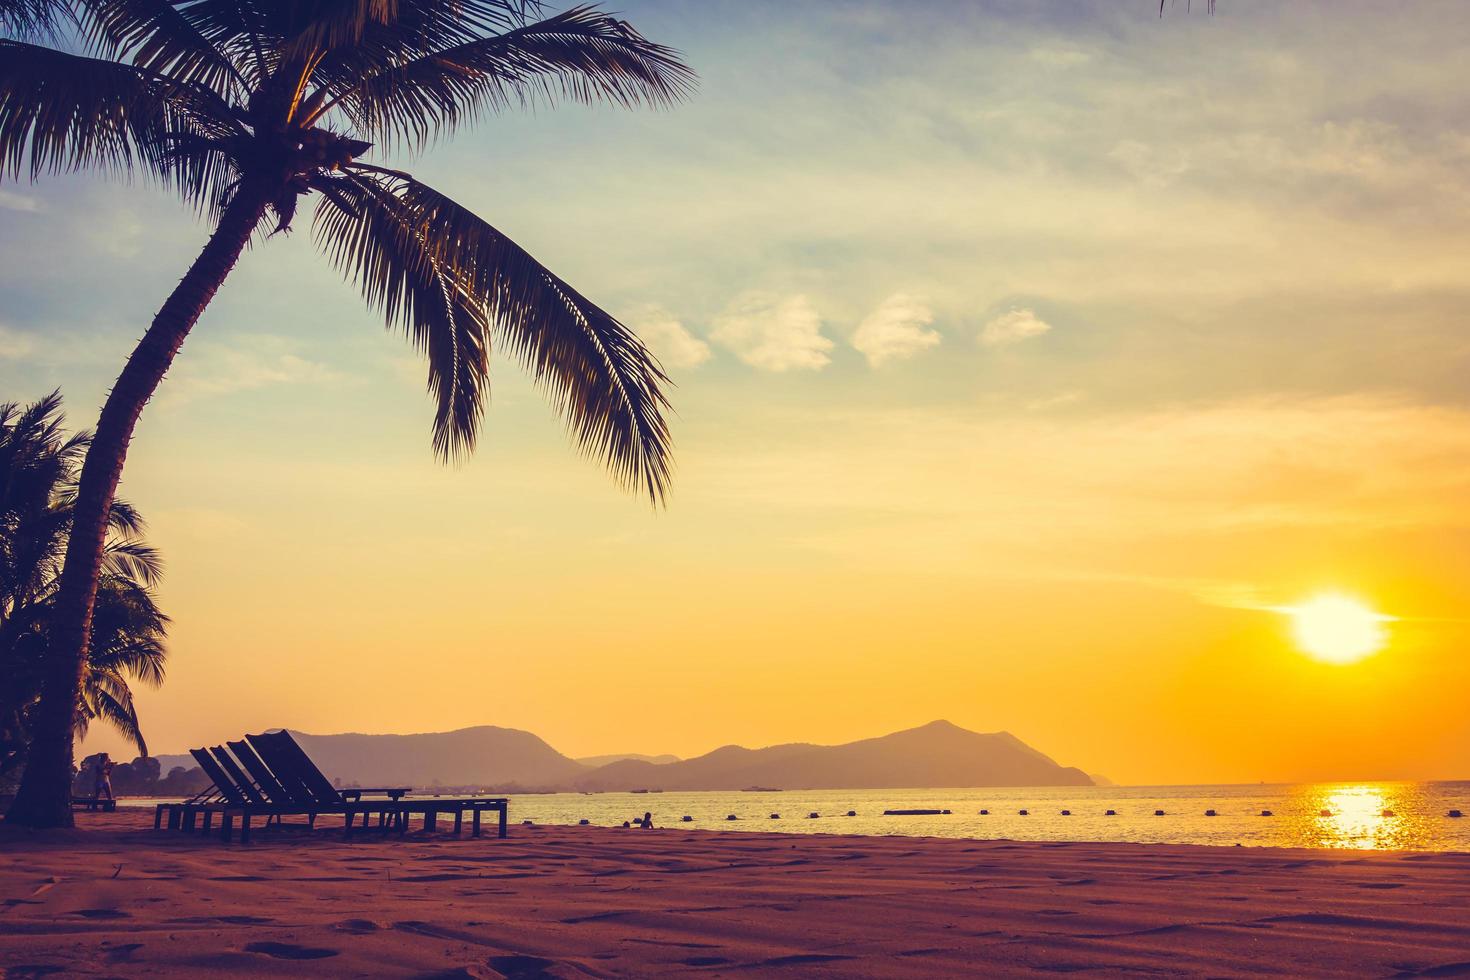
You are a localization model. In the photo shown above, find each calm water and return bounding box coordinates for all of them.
[497,783,1470,851]
[125,782,1470,851]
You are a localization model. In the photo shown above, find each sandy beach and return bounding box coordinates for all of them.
[1,811,1468,976]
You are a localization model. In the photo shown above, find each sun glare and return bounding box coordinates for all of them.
[1286,594,1391,665]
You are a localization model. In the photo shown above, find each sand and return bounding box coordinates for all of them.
[2,810,1468,977]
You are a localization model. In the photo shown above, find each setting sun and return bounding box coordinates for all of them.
[1286,595,1392,665]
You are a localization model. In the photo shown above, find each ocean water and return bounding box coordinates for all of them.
[495,783,1470,851]
[123,782,1470,851]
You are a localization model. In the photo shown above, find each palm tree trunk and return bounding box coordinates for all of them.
[4,184,273,828]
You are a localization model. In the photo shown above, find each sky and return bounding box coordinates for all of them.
[4,0,1470,784]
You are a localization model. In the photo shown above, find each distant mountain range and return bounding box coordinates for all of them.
[575,753,681,768]
[153,720,1091,792]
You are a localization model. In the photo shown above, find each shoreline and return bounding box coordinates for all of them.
[4,811,1470,976]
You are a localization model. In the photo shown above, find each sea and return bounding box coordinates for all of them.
[125,782,1470,851]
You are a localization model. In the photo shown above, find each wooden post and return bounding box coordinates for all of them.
[453,809,463,836]
[240,813,251,845]
[498,803,507,839]
[472,808,482,838]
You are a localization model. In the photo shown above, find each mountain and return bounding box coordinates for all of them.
[576,753,680,767]
[146,720,1089,792]
[288,726,587,789]
[573,720,1092,791]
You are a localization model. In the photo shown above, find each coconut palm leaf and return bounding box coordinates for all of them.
[313,171,490,460]
[304,5,694,145]
[102,538,163,588]
[0,38,240,212]
[78,667,147,755]
[315,168,671,497]
[0,0,70,39]
[75,0,250,96]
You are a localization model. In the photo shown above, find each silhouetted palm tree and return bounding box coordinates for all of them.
[1,0,691,826]
[0,393,169,793]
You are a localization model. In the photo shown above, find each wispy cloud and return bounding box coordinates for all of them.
[628,305,711,370]
[711,294,832,372]
[980,308,1052,348]
[0,190,41,213]
[0,325,36,360]
[851,293,940,367]
[158,335,341,408]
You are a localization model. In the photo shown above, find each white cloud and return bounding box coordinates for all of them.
[159,335,341,407]
[0,325,35,360]
[711,294,832,372]
[628,305,711,370]
[0,190,41,213]
[1028,45,1093,68]
[980,308,1052,348]
[851,293,941,367]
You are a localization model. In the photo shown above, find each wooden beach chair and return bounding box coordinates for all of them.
[247,731,509,841]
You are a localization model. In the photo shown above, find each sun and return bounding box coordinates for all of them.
[1285,594,1392,665]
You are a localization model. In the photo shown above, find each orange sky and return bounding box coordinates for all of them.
[4,1,1470,783]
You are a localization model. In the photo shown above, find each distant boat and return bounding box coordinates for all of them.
[742,786,782,792]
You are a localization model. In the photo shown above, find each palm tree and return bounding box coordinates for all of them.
[1,0,691,826]
[0,393,169,794]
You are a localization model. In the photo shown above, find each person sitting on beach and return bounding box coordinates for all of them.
[642,811,655,830]
[93,753,116,801]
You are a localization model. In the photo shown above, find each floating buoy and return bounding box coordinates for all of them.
[1205,810,1217,817]
[1319,809,1332,817]
[1154,810,1165,816]
[1450,810,1464,818]
[726,814,738,821]
[846,810,857,817]
[1260,810,1273,817]
[979,809,990,815]
[807,812,820,819]
[770,813,781,820]
[1060,810,1071,816]
[522,819,535,825]
[1018,809,1029,816]
[681,815,693,823]
[1381,809,1395,818]
[578,819,590,825]
[1105,809,1117,816]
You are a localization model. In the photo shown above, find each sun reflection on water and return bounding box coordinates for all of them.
[1304,784,1431,850]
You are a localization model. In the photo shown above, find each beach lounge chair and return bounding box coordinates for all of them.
[154,730,508,843]
[245,731,508,841]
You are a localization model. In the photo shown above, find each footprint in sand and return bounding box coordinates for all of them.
[71,908,131,919]
[485,954,560,979]
[104,943,144,961]
[333,918,387,934]
[0,964,68,978]
[244,941,340,960]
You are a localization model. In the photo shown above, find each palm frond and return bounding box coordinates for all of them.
[313,171,490,458]
[79,672,147,756]
[0,0,70,40]
[325,167,671,499]
[102,538,164,588]
[307,5,694,145]
[76,0,250,97]
[0,38,240,211]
